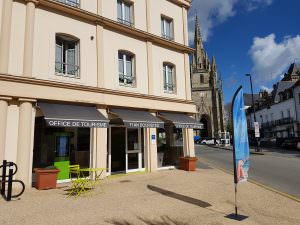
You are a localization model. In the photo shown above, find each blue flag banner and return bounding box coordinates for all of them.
[232,87,250,183]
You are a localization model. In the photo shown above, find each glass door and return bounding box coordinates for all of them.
[126,128,142,172]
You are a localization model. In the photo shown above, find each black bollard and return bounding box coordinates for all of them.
[1,160,7,195]
[7,168,13,201]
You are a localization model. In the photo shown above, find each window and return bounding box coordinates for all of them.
[281,111,284,119]
[270,113,274,121]
[287,109,291,118]
[118,51,135,86]
[200,74,204,83]
[55,35,80,78]
[56,0,80,8]
[163,63,176,93]
[117,0,134,26]
[298,93,300,105]
[265,115,268,122]
[161,16,174,40]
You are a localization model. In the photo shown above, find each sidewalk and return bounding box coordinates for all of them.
[1,166,300,225]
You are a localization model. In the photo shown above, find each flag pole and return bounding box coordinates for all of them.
[231,86,242,217]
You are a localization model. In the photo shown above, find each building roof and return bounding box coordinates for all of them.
[274,81,296,103]
[243,93,260,106]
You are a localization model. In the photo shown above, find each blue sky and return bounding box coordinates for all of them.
[187,0,300,103]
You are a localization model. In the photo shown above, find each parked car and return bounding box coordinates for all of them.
[201,138,220,145]
[194,135,201,144]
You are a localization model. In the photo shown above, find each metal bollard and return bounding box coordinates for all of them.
[1,160,7,195]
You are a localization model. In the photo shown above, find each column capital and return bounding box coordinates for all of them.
[18,98,37,103]
[0,96,12,101]
[25,0,39,5]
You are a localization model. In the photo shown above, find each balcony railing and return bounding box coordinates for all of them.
[161,33,174,41]
[261,117,294,128]
[55,62,80,78]
[119,73,135,86]
[117,18,134,27]
[55,0,80,8]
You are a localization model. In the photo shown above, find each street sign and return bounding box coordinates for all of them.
[254,122,260,138]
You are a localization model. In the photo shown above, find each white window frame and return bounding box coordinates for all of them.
[163,63,176,94]
[161,16,174,41]
[55,35,80,78]
[118,51,135,87]
[117,0,134,26]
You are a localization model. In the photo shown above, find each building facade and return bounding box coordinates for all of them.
[191,16,225,138]
[0,0,200,186]
[246,63,300,146]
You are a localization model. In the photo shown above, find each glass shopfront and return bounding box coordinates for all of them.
[157,124,183,168]
[33,117,91,181]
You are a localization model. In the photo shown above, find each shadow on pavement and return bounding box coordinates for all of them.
[106,216,189,225]
[147,185,211,208]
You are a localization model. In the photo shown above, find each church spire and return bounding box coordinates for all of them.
[192,15,205,70]
[194,15,203,50]
[211,55,217,72]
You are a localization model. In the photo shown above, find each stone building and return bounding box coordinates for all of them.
[191,16,225,138]
[0,0,200,186]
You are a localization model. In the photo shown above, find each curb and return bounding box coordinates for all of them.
[199,157,300,203]
[209,145,265,155]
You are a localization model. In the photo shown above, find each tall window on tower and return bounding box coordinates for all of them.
[55,34,80,78]
[200,74,204,83]
[117,0,134,26]
[161,16,174,41]
[118,51,135,87]
[163,63,176,93]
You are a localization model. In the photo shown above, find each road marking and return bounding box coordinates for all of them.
[199,157,300,203]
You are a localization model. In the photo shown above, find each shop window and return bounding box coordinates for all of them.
[55,34,80,78]
[161,16,174,41]
[118,51,135,87]
[163,63,176,94]
[117,0,134,26]
[56,0,80,8]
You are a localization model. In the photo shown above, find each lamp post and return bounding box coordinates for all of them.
[245,73,260,152]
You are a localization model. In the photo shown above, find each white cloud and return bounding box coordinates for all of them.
[188,0,273,43]
[260,85,272,93]
[249,34,300,83]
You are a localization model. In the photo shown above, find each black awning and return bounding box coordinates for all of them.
[38,102,109,128]
[159,112,203,129]
[110,109,164,128]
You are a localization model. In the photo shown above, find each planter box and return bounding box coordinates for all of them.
[34,168,60,190]
[179,157,197,171]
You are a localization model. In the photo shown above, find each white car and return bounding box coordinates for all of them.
[201,139,220,145]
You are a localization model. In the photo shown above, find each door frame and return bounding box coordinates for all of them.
[108,125,145,175]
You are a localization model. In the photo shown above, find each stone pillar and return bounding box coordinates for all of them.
[184,53,192,100]
[16,99,35,186]
[23,0,38,77]
[0,97,12,164]
[147,127,158,172]
[147,41,154,95]
[96,24,105,88]
[0,0,13,73]
[95,108,108,177]
[97,0,102,15]
[145,0,151,33]
[182,7,188,46]
[183,128,195,157]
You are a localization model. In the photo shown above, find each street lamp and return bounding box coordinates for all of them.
[245,73,260,152]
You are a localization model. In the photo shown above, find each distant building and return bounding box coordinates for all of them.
[246,63,300,146]
[191,16,225,138]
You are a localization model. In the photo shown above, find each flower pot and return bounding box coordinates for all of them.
[179,157,197,171]
[34,168,60,190]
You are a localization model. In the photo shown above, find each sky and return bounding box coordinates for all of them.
[187,0,300,104]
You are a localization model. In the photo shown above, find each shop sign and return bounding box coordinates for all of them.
[45,119,108,128]
[175,123,203,129]
[151,134,156,144]
[254,122,260,138]
[125,122,164,128]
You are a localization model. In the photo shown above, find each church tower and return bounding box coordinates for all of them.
[191,16,225,138]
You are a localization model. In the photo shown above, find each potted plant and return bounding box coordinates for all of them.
[34,166,60,190]
[179,156,198,171]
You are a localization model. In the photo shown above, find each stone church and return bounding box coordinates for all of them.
[191,16,225,138]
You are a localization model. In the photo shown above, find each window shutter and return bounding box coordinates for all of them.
[170,20,174,40]
[66,47,76,76]
[55,43,63,73]
[118,53,124,75]
[166,21,170,39]
[161,19,164,36]
[117,1,122,20]
[124,4,131,23]
[126,56,132,77]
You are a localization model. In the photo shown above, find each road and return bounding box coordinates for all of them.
[195,145,300,199]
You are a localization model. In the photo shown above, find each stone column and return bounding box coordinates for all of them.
[23,0,38,77]
[182,7,188,46]
[95,108,108,177]
[96,24,105,88]
[145,0,151,33]
[16,99,35,186]
[183,128,195,157]
[147,127,158,172]
[0,0,13,73]
[0,97,12,163]
[184,53,192,100]
[147,41,154,95]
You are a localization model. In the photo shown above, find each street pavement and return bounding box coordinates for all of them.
[196,145,300,199]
